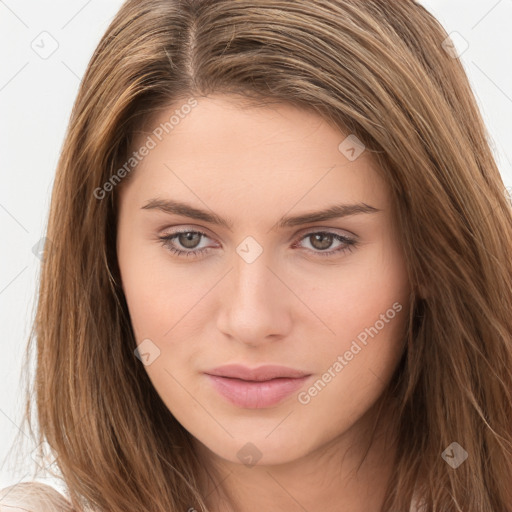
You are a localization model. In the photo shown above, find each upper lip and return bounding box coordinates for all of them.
[206,364,310,382]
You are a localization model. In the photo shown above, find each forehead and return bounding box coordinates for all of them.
[122,94,389,215]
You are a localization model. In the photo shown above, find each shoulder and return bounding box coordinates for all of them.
[0,481,75,512]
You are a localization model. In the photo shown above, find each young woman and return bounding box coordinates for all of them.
[2,0,512,511]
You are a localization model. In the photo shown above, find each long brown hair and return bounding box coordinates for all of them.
[9,0,512,510]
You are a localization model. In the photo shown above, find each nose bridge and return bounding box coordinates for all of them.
[216,240,292,343]
[231,243,276,310]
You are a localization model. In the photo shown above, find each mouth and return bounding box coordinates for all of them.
[205,364,312,409]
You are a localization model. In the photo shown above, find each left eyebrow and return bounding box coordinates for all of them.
[141,197,381,230]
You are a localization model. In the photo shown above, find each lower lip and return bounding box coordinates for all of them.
[205,374,311,409]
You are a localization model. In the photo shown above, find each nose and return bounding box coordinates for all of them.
[215,248,293,347]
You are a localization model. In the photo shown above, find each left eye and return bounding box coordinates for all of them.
[158,230,358,259]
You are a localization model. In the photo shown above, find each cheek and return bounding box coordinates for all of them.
[299,239,408,350]
[117,241,205,413]
[290,241,408,424]
[293,266,407,442]
[118,237,202,341]
[118,240,215,412]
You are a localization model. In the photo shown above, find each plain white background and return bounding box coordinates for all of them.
[1,0,511,492]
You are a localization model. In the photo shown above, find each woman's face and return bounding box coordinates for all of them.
[116,94,409,467]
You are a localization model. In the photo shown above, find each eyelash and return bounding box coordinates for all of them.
[157,229,358,259]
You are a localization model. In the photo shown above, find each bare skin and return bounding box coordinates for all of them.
[116,94,410,511]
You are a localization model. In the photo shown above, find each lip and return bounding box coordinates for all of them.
[205,364,312,409]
